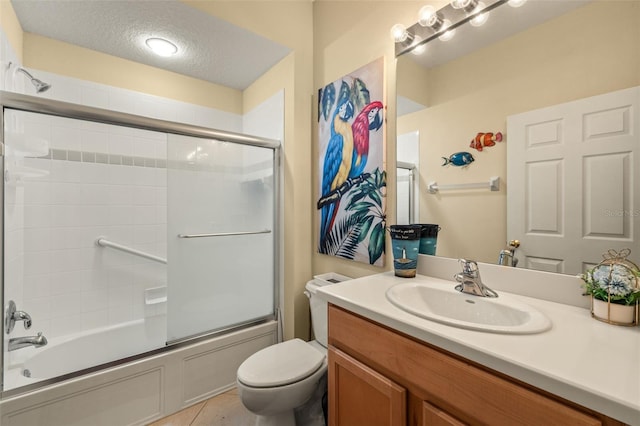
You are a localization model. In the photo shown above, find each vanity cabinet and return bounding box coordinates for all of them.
[327,305,625,426]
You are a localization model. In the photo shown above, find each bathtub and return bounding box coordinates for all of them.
[1,319,277,426]
[4,316,167,390]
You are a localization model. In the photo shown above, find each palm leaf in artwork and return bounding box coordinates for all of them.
[321,214,363,260]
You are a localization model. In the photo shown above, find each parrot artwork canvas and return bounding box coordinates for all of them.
[317,58,386,266]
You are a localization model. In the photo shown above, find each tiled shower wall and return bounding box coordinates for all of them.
[6,110,168,339]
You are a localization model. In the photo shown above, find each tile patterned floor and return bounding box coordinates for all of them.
[148,388,257,426]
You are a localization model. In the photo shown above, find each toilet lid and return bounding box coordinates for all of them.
[237,338,325,388]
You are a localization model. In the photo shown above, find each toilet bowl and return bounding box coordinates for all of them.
[236,274,350,426]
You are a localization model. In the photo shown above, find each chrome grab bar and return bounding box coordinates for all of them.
[96,237,167,264]
[177,229,271,239]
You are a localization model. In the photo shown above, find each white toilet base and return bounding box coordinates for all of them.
[255,411,296,426]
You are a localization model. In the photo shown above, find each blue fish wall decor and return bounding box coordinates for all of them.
[442,151,475,167]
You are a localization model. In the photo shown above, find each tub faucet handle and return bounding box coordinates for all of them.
[5,300,33,334]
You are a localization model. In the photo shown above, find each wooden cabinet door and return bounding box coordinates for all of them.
[422,401,467,426]
[328,346,406,426]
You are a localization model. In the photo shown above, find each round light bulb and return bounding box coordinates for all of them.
[438,20,456,41]
[470,2,489,27]
[508,0,527,7]
[145,38,178,57]
[390,23,409,42]
[451,0,476,10]
[418,5,436,27]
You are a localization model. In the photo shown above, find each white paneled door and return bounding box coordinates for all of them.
[507,86,639,275]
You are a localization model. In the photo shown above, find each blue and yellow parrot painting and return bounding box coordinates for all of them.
[317,59,386,265]
[349,101,384,179]
[320,98,355,245]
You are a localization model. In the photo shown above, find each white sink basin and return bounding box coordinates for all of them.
[386,281,551,334]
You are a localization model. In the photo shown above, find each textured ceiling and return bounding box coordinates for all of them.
[11,0,292,90]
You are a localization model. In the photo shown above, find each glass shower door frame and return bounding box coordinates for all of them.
[0,90,281,392]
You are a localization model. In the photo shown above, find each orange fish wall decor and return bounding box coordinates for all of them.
[470,132,503,151]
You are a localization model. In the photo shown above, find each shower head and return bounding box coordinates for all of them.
[13,64,52,93]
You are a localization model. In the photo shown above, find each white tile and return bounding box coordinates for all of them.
[50,313,83,338]
[134,225,159,245]
[81,289,109,312]
[50,270,84,295]
[80,183,110,205]
[51,124,81,151]
[81,310,110,331]
[78,205,110,227]
[133,186,156,205]
[24,204,51,228]
[24,227,52,252]
[22,296,52,322]
[155,168,167,187]
[23,181,51,205]
[132,166,156,186]
[49,159,79,183]
[108,304,134,324]
[105,225,134,246]
[80,129,109,154]
[133,137,157,158]
[50,292,83,318]
[107,185,133,205]
[23,274,52,298]
[134,205,156,225]
[108,89,138,115]
[108,265,134,287]
[50,227,83,250]
[51,204,79,227]
[50,182,81,205]
[108,205,133,225]
[81,162,110,184]
[108,133,135,157]
[81,85,110,109]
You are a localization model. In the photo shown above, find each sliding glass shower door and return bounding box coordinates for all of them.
[166,135,276,343]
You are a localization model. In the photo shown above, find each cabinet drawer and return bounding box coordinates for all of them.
[328,305,605,426]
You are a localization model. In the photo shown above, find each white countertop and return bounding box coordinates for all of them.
[316,272,640,425]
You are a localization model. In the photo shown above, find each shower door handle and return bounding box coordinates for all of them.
[177,229,271,238]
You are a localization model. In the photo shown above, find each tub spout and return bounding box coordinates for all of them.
[9,332,47,351]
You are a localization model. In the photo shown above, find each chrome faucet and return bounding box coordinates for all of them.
[454,259,498,298]
[9,332,48,351]
[5,300,33,334]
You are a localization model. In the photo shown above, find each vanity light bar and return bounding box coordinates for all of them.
[395,0,509,57]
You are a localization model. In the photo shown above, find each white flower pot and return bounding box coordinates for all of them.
[592,298,636,325]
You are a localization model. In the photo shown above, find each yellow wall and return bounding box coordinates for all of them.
[23,33,243,114]
[398,1,640,263]
[0,0,23,63]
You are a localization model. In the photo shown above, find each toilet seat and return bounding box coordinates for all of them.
[237,338,325,388]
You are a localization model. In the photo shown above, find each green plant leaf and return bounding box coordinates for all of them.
[337,81,351,106]
[358,215,375,243]
[368,222,386,264]
[321,83,335,121]
[350,78,370,111]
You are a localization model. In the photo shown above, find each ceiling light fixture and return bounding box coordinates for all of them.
[145,37,178,57]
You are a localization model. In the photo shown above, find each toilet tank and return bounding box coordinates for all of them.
[305,273,352,348]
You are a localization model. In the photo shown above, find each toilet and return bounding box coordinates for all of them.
[237,274,349,426]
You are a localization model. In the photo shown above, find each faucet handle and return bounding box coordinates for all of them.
[458,259,479,276]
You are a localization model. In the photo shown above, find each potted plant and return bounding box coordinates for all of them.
[581,249,640,326]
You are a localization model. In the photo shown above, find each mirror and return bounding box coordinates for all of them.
[396,0,640,275]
